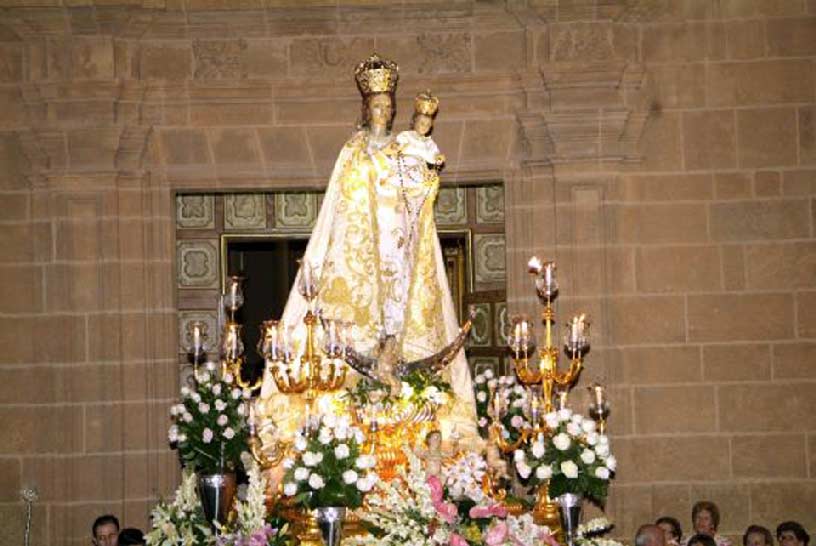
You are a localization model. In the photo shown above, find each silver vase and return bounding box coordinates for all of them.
[315,506,346,546]
[557,492,583,546]
[198,472,237,527]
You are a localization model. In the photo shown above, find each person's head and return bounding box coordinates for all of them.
[777,522,810,546]
[692,501,721,535]
[365,92,394,132]
[411,90,439,136]
[689,534,719,546]
[92,515,120,546]
[425,430,442,448]
[636,524,667,546]
[118,528,145,546]
[656,516,683,544]
[744,525,774,546]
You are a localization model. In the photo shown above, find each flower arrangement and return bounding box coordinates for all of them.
[474,373,529,445]
[281,412,376,510]
[344,370,451,411]
[513,408,616,504]
[216,460,290,546]
[444,451,488,504]
[346,449,557,546]
[145,469,212,546]
[169,363,250,475]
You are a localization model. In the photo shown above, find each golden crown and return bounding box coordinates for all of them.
[355,53,399,96]
[414,89,439,116]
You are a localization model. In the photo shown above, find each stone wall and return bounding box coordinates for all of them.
[0,1,814,544]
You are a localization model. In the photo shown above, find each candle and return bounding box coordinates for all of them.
[557,390,568,411]
[592,383,605,406]
[230,278,238,301]
[528,256,543,274]
[544,261,555,288]
[570,315,581,344]
[192,324,202,351]
[530,395,541,423]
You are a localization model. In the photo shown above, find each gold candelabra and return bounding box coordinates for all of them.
[490,256,607,529]
[219,277,263,391]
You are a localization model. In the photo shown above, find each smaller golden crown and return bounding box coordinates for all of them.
[414,89,439,116]
[355,53,399,96]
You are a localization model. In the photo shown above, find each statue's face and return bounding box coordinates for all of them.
[414,114,433,136]
[368,93,392,128]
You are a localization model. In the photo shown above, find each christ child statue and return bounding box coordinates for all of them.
[396,89,445,171]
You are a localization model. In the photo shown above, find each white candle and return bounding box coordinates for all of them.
[192,324,201,351]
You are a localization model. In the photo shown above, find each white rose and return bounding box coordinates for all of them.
[514,450,526,463]
[215,399,227,412]
[343,469,358,484]
[478,417,488,428]
[531,441,546,459]
[606,455,617,471]
[294,467,310,481]
[553,433,571,451]
[282,458,295,469]
[571,413,584,424]
[198,402,210,414]
[355,454,375,470]
[335,444,350,460]
[536,464,553,480]
[580,449,596,464]
[217,414,228,427]
[595,443,610,457]
[322,413,337,428]
[303,451,324,467]
[566,422,581,436]
[475,375,486,384]
[484,369,494,379]
[511,415,524,429]
[182,412,193,423]
[231,388,242,400]
[354,429,365,444]
[544,412,559,429]
[586,432,599,446]
[294,436,308,452]
[334,425,349,441]
[222,427,235,439]
[599,434,609,446]
[476,391,488,403]
[356,475,374,492]
[223,373,234,384]
[180,386,191,396]
[595,466,610,480]
[283,483,297,496]
[205,361,217,372]
[211,384,222,396]
[237,404,245,416]
[177,433,186,443]
[191,392,201,403]
[202,428,213,444]
[168,425,178,443]
[308,474,325,489]
[197,371,210,384]
[242,389,252,399]
[581,419,597,434]
[561,460,579,479]
[517,461,532,479]
[318,427,333,445]
[557,408,572,422]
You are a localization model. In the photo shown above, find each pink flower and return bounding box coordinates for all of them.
[469,503,508,519]
[427,475,457,524]
[539,530,561,546]
[427,475,444,503]
[485,521,509,546]
[450,533,469,546]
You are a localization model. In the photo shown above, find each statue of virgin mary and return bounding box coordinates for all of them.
[258,53,479,448]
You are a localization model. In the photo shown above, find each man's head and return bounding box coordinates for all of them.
[777,522,810,546]
[636,524,667,546]
[92,515,120,546]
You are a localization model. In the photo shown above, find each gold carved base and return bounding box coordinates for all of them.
[534,483,562,541]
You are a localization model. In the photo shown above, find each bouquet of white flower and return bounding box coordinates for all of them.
[281,412,376,510]
[216,460,289,546]
[145,470,212,546]
[473,373,530,445]
[513,408,616,504]
[168,362,249,475]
